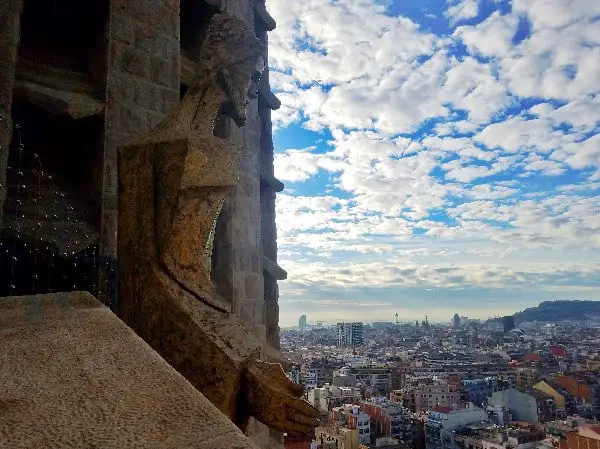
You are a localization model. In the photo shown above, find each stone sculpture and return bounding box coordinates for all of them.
[117,14,318,436]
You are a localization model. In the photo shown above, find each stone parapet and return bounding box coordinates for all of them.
[0,291,259,449]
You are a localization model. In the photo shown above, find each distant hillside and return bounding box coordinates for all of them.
[513,300,600,324]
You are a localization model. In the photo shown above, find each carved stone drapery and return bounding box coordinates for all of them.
[117,14,318,436]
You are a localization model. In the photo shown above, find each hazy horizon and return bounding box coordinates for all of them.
[268,0,600,328]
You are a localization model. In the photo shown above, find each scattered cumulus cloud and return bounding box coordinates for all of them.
[446,0,479,25]
[266,0,600,325]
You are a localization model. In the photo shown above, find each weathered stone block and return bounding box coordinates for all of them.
[239,299,255,324]
[233,194,251,223]
[241,146,261,177]
[116,101,146,134]
[150,55,179,88]
[159,87,180,114]
[0,0,23,227]
[144,110,165,131]
[255,298,266,325]
[133,27,158,54]
[232,271,246,305]
[118,46,150,78]
[239,172,259,198]
[254,324,267,343]
[245,273,264,300]
[166,36,181,59]
[158,8,180,37]
[111,16,136,45]
[133,79,160,110]
[248,419,272,448]
[233,246,260,273]
[224,0,252,25]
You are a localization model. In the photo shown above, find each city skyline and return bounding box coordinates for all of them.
[284,308,526,328]
[278,298,594,327]
[268,0,600,328]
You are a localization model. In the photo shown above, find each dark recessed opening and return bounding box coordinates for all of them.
[180,0,220,57]
[180,84,189,100]
[19,0,108,75]
[0,101,104,297]
[210,205,231,299]
[10,102,103,213]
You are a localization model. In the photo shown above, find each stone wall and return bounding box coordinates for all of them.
[100,0,181,307]
[0,0,24,227]
[260,69,284,351]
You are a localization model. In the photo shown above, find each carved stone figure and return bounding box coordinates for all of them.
[117,14,318,436]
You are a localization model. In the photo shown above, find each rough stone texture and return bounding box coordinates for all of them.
[0,0,24,227]
[100,0,181,306]
[0,291,260,449]
[117,13,318,437]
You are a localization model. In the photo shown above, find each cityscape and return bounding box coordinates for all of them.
[283,302,600,449]
[0,0,598,448]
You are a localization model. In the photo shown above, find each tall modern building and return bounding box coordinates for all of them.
[299,314,307,330]
[337,322,364,347]
[453,314,460,328]
[503,315,516,333]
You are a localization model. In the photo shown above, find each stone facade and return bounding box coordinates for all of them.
[0,0,292,447]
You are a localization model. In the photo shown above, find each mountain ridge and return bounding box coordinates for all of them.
[512,300,600,324]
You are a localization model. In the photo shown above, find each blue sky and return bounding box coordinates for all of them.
[266,0,600,326]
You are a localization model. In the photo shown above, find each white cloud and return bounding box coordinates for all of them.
[554,134,600,170]
[279,257,600,292]
[499,2,600,101]
[442,160,505,183]
[266,0,600,321]
[446,0,479,25]
[274,147,321,182]
[522,153,566,176]
[475,116,567,154]
[454,12,518,58]
[511,0,600,31]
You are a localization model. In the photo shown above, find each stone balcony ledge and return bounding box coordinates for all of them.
[0,291,260,449]
[263,256,288,281]
[261,167,285,192]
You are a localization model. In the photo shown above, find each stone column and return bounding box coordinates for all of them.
[259,87,282,349]
[218,2,270,447]
[257,37,286,449]
[218,0,267,347]
[99,0,180,308]
[0,0,24,226]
